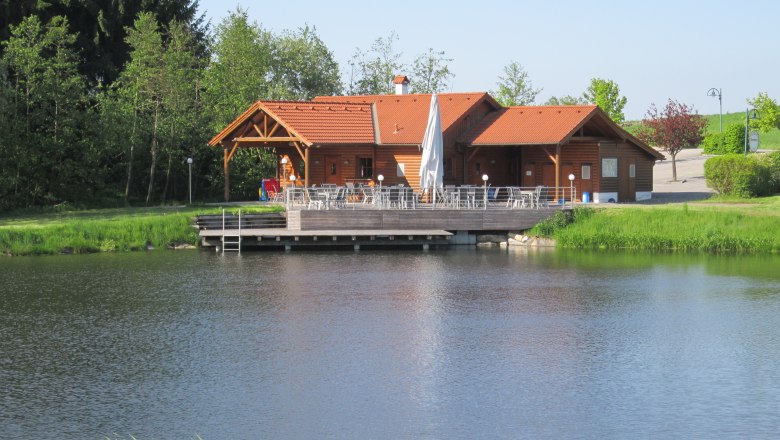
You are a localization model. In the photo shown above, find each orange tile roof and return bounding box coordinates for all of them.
[313,93,499,144]
[392,75,409,84]
[209,100,375,146]
[460,105,598,145]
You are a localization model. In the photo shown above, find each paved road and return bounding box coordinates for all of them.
[640,148,714,204]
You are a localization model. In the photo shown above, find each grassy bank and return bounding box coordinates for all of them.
[533,197,780,253]
[0,205,283,256]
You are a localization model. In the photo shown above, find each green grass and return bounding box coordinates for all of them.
[623,112,780,150]
[703,112,780,149]
[543,197,780,254]
[0,204,283,256]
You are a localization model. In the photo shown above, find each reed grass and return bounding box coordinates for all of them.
[549,202,780,253]
[0,204,283,256]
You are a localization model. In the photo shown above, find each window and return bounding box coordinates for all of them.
[602,158,618,178]
[443,158,452,178]
[397,163,405,177]
[358,158,373,178]
[582,164,591,180]
[629,163,636,178]
[330,163,337,175]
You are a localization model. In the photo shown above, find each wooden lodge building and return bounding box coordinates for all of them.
[209,75,664,203]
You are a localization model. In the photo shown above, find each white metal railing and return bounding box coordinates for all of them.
[278,185,581,210]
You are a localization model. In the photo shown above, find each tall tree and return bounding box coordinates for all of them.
[118,12,165,204]
[1,15,92,207]
[272,25,342,100]
[0,0,207,85]
[348,31,403,95]
[202,8,276,200]
[544,95,587,105]
[410,48,453,94]
[203,7,274,131]
[492,61,541,106]
[637,99,706,182]
[747,92,780,133]
[583,78,627,123]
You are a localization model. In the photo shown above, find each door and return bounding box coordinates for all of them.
[580,163,593,199]
[542,163,555,188]
[522,163,535,187]
[619,159,636,202]
[325,156,341,185]
[562,163,574,201]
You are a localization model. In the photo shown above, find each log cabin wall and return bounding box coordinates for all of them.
[376,145,421,188]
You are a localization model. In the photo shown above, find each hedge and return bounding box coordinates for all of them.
[704,154,774,197]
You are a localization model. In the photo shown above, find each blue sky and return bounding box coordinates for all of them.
[197,0,780,120]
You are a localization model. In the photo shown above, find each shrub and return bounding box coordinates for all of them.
[702,123,745,154]
[767,151,780,193]
[704,154,773,197]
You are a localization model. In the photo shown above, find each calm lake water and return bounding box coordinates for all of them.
[2,248,780,439]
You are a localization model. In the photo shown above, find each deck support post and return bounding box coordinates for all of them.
[304,146,310,188]
[223,146,230,201]
[555,143,561,201]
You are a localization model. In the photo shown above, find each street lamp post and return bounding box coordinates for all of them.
[707,88,722,132]
[568,173,575,209]
[186,157,193,205]
[745,108,760,154]
[280,157,289,184]
[377,174,384,208]
[482,174,489,210]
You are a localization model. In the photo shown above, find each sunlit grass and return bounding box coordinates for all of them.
[551,202,780,253]
[0,204,283,256]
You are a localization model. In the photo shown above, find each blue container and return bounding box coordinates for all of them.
[583,192,591,203]
[259,180,268,201]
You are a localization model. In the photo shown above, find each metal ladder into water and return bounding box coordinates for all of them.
[221,208,241,253]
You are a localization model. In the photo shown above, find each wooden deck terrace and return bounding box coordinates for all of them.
[196,206,564,251]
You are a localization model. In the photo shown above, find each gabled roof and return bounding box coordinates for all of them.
[460,105,598,145]
[460,105,664,159]
[313,92,500,144]
[208,100,375,147]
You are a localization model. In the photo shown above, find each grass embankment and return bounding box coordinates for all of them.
[0,205,283,256]
[532,197,780,253]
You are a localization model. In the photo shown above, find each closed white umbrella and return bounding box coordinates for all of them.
[419,94,443,205]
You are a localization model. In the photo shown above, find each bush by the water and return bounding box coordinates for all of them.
[704,154,775,197]
[702,123,746,154]
[531,207,595,237]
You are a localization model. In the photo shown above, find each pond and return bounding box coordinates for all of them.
[1,249,780,439]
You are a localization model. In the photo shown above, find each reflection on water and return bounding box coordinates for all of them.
[1,249,780,439]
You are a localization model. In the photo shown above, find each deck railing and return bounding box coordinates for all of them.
[275,185,579,211]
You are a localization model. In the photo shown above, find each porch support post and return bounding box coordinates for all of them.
[223,146,230,201]
[304,146,310,188]
[555,143,561,201]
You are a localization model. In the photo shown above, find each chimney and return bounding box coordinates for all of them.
[393,75,410,95]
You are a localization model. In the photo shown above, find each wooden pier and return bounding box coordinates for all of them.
[197,207,562,251]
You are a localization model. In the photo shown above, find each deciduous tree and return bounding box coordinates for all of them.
[348,32,403,95]
[492,61,541,106]
[637,99,706,182]
[410,48,453,94]
[747,92,780,133]
[583,78,627,123]
[544,95,587,105]
[272,25,342,100]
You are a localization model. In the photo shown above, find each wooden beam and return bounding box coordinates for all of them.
[226,142,239,162]
[542,146,558,164]
[291,141,305,161]
[234,136,300,143]
[555,143,561,201]
[223,146,230,201]
[267,121,281,138]
[252,123,264,137]
[466,146,482,163]
[304,146,310,188]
